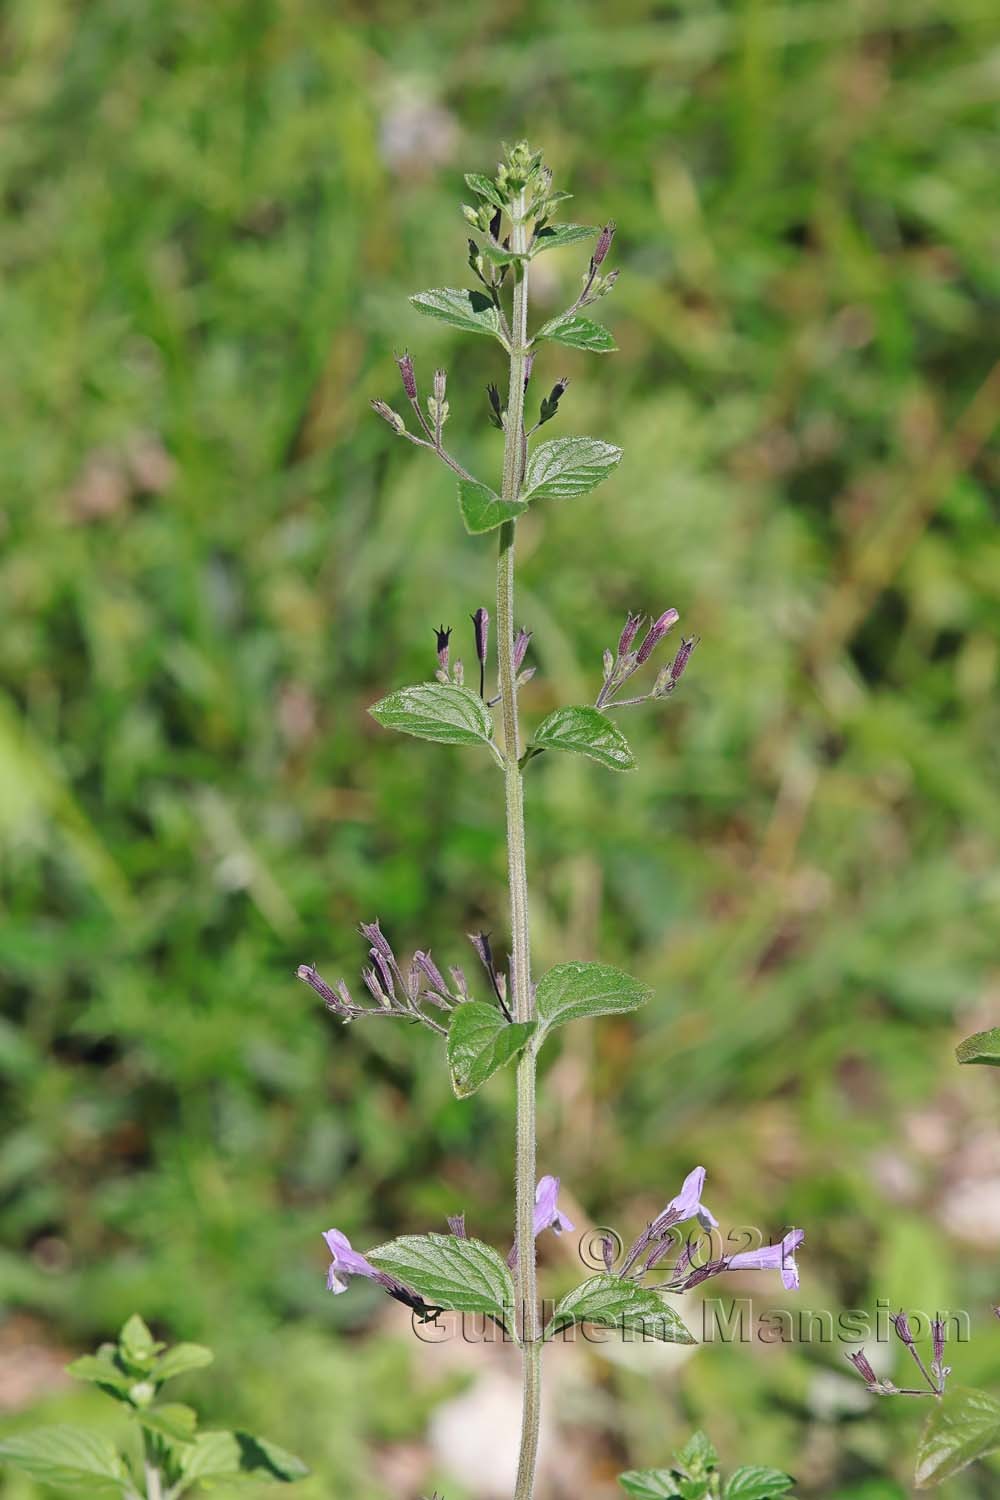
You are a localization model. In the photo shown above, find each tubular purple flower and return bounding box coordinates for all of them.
[846,1349,879,1387]
[726,1228,804,1291]
[323,1229,382,1294]
[395,350,417,400]
[635,608,680,665]
[652,1166,719,1234]
[513,628,532,672]
[533,1175,575,1238]
[617,612,642,657]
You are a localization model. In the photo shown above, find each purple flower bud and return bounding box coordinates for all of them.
[361,966,386,1003]
[471,607,489,666]
[370,949,394,997]
[448,1213,467,1239]
[636,608,680,665]
[618,611,642,657]
[449,965,469,998]
[513,628,532,672]
[435,625,451,672]
[360,919,394,962]
[679,1258,728,1290]
[433,368,447,403]
[523,352,535,390]
[395,350,417,400]
[414,949,446,993]
[670,635,698,683]
[601,1235,615,1273]
[297,963,342,1010]
[891,1311,915,1348]
[516,667,536,689]
[592,221,616,268]
[847,1349,879,1387]
[370,399,405,434]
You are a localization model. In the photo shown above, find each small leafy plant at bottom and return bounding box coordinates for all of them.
[0,1315,307,1498]
[618,1430,795,1500]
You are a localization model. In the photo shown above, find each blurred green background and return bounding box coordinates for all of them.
[2,0,1000,1495]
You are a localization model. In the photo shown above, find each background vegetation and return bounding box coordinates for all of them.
[2,1,1000,1495]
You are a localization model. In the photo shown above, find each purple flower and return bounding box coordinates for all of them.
[592,221,616,269]
[726,1229,804,1291]
[323,1228,382,1295]
[534,1175,574,1238]
[652,1166,719,1234]
[617,611,642,657]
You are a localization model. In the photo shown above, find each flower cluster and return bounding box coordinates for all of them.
[597,608,697,710]
[847,1311,952,1399]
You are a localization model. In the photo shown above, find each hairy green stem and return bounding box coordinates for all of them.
[496,189,541,1500]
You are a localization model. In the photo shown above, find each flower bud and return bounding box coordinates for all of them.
[592,220,616,268]
[932,1318,945,1365]
[602,648,614,680]
[846,1350,879,1387]
[617,611,642,657]
[891,1311,914,1348]
[670,635,697,682]
[636,608,680,664]
[513,628,532,671]
[395,350,417,401]
[433,368,447,403]
[462,204,480,226]
[435,625,451,672]
[516,667,536,689]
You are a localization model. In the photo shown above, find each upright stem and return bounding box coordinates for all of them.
[496,190,541,1500]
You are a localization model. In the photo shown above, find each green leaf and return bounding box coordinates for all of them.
[956,1028,1000,1066]
[457,479,528,535]
[676,1432,718,1474]
[531,706,635,771]
[724,1465,795,1499]
[914,1387,1000,1487]
[0,1428,130,1492]
[368,1232,517,1324]
[135,1404,198,1445]
[521,437,622,502]
[118,1314,161,1368]
[369,682,494,747]
[531,224,599,254]
[618,1471,683,1498]
[677,1483,708,1500]
[480,242,528,268]
[535,312,616,352]
[447,1001,536,1098]
[549,1275,695,1344]
[180,1431,308,1485]
[535,961,650,1042]
[153,1342,214,1383]
[410,287,502,340]
[464,172,505,210]
[64,1354,133,1395]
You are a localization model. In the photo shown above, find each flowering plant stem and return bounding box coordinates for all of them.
[496,188,542,1500]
